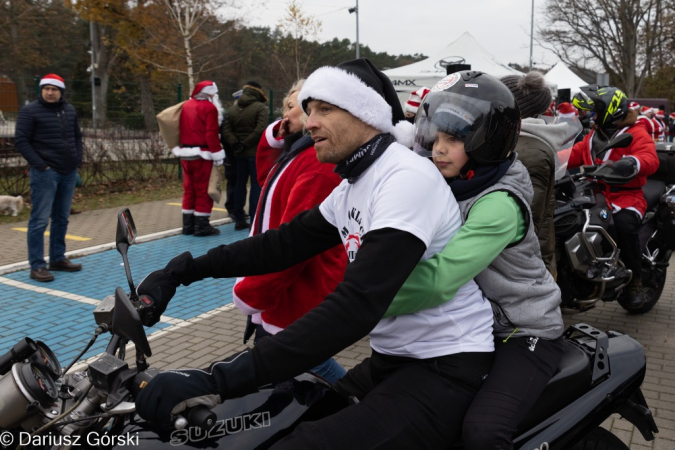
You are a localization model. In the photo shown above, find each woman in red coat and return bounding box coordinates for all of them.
[233,79,348,383]
[571,86,658,309]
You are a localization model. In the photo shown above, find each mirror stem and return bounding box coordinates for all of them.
[118,244,138,302]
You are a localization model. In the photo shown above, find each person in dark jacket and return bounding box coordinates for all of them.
[14,73,83,282]
[501,72,568,280]
[222,81,268,230]
[221,89,243,216]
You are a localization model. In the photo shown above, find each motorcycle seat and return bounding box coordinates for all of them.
[643,179,666,211]
[517,340,591,431]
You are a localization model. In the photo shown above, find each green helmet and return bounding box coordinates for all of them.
[572,85,628,130]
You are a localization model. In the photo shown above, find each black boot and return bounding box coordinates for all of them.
[182,213,195,235]
[622,278,645,310]
[194,216,220,236]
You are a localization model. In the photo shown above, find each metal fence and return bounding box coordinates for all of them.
[0,77,280,196]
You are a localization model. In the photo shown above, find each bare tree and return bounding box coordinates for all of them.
[538,0,673,96]
[274,0,322,83]
[158,0,243,92]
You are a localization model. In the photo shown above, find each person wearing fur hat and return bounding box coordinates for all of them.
[571,86,659,309]
[15,74,83,282]
[135,58,495,448]
[172,80,225,236]
[223,81,269,230]
[500,71,568,279]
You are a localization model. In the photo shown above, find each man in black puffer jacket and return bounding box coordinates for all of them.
[15,74,83,282]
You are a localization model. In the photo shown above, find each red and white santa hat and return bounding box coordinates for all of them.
[404,87,430,115]
[640,106,653,115]
[655,110,665,119]
[191,80,218,98]
[557,102,577,117]
[671,112,675,120]
[39,74,65,90]
[629,101,640,110]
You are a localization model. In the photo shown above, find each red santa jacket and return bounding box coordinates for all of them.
[569,123,659,216]
[635,115,657,141]
[172,98,224,161]
[256,120,285,186]
[233,124,346,333]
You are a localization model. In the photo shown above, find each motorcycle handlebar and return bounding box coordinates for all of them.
[174,405,217,432]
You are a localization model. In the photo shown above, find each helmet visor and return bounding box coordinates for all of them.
[413,91,492,158]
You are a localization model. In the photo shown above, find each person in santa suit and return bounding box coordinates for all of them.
[636,105,657,140]
[654,110,666,142]
[403,87,430,123]
[234,78,348,383]
[172,80,225,237]
[571,86,658,310]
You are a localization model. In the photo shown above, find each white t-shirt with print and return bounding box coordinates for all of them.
[320,142,494,359]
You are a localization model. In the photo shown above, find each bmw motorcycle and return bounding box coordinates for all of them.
[554,134,675,314]
[0,209,659,449]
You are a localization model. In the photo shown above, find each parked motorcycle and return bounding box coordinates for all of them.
[0,209,658,449]
[554,134,675,314]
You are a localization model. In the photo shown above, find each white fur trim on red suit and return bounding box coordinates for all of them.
[233,278,264,315]
[298,66,394,135]
[265,120,285,149]
[172,146,225,161]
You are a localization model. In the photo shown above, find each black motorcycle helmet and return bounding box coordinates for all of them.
[572,85,628,130]
[413,71,521,165]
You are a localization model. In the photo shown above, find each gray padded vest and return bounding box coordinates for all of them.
[458,159,563,340]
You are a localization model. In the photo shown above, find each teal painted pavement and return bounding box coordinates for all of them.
[0,223,250,366]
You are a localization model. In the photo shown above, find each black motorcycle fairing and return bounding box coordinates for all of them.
[514,333,647,450]
[109,374,349,449]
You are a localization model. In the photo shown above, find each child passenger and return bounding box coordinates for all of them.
[388,71,565,449]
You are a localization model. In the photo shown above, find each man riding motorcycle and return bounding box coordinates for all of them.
[570,85,659,310]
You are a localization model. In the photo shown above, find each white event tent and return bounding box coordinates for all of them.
[543,62,588,96]
[383,32,525,105]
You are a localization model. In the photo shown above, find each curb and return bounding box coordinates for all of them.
[0,217,233,276]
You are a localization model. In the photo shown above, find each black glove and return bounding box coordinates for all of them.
[232,141,245,154]
[612,158,638,177]
[135,349,258,427]
[136,252,201,326]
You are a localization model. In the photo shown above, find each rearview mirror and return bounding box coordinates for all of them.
[116,209,137,249]
[606,133,633,150]
[116,209,138,301]
[112,287,151,357]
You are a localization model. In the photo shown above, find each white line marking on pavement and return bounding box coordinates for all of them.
[0,217,232,276]
[0,277,101,306]
[69,303,237,372]
[0,276,181,323]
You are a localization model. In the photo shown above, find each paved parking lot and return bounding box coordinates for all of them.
[0,202,673,448]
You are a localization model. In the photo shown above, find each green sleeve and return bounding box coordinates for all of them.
[384,191,525,318]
